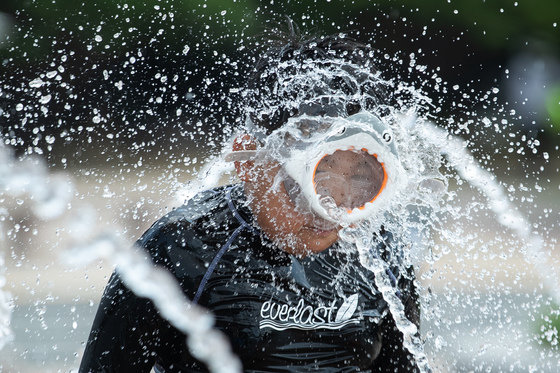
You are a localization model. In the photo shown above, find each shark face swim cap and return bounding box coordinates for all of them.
[226,111,406,225]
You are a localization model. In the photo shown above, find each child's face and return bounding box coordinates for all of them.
[244,161,341,256]
[233,135,340,256]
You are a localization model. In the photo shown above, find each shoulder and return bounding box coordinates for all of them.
[142,186,239,239]
[136,185,243,266]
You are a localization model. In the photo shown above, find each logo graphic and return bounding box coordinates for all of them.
[259,293,360,331]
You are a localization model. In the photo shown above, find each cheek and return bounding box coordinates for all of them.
[259,191,306,234]
[247,163,308,238]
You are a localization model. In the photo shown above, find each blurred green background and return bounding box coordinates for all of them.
[0,0,559,172]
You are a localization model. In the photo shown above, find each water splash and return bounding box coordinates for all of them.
[245,106,438,370]
[0,145,72,221]
[339,225,433,373]
[175,156,234,204]
[0,214,13,351]
[416,118,560,303]
[0,143,241,373]
[65,235,241,373]
[1,21,557,370]
[235,49,558,369]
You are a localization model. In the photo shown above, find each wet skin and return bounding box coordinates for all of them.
[233,135,340,257]
[315,149,385,210]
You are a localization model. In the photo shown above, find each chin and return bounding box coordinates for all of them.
[304,233,339,255]
[270,229,339,257]
[275,239,322,257]
[305,226,339,243]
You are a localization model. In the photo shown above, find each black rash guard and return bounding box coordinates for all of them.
[80,184,420,372]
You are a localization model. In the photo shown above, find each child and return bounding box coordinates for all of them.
[80,26,419,373]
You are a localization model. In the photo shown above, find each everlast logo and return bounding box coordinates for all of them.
[259,294,360,331]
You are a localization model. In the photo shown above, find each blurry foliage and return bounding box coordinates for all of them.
[536,305,560,349]
[387,0,560,49]
[546,86,560,132]
[0,0,257,62]
[0,0,559,163]
[1,0,559,60]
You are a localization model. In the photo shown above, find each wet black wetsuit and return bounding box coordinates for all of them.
[80,184,419,372]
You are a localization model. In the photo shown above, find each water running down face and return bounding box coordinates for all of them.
[233,134,388,256]
[233,135,340,256]
[227,112,402,228]
[313,149,385,211]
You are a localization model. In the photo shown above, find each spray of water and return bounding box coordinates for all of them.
[175,156,235,204]
[65,236,241,373]
[339,224,433,373]
[234,52,558,370]
[0,218,12,351]
[0,143,241,373]
[240,55,450,370]
[1,25,557,370]
[246,112,435,370]
[416,120,559,302]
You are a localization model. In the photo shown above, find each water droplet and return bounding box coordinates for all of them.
[95,35,102,42]
[434,335,447,350]
[39,94,52,104]
[29,78,44,88]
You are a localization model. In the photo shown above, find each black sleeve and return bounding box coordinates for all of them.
[79,271,164,373]
[372,268,421,373]
[79,211,212,373]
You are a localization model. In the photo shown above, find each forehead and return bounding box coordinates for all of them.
[288,117,336,137]
[255,111,395,168]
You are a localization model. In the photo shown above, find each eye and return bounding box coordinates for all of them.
[382,131,392,143]
[338,127,346,134]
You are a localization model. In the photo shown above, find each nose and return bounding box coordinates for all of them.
[313,149,385,211]
[314,172,354,208]
[307,212,339,231]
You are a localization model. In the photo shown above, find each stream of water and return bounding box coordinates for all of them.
[0,142,242,373]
